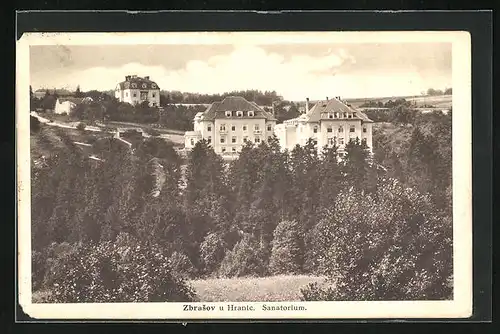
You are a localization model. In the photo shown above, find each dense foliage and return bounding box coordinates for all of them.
[31,104,452,302]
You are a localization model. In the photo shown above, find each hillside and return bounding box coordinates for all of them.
[345,94,452,109]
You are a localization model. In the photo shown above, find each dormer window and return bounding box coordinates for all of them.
[151,83,157,88]
[236,111,243,117]
[328,114,333,119]
[343,112,347,118]
[142,83,147,88]
[131,83,137,88]
[339,126,344,133]
[225,111,232,117]
[248,111,255,117]
[348,113,353,119]
[350,125,355,132]
[335,112,339,118]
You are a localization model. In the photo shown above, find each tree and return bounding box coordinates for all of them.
[269,220,304,275]
[301,178,452,301]
[75,85,83,97]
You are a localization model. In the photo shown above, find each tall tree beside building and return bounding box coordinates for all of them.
[75,85,83,97]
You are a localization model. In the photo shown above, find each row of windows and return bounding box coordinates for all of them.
[209,124,273,132]
[128,83,157,89]
[225,110,255,117]
[125,92,157,98]
[312,125,367,133]
[190,135,272,146]
[323,112,354,119]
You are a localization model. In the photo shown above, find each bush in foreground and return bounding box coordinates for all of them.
[42,233,196,303]
[218,235,268,278]
[268,220,304,275]
[301,179,452,301]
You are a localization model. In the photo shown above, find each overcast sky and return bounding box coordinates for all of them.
[30,43,451,100]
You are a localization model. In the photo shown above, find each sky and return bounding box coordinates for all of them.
[30,42,452,100]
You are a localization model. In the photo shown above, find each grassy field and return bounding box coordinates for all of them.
[190,275,326,302]
[346,94,452,109]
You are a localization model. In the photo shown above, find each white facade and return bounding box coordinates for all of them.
[54,97,93,115]
[274,97,373,155]
[184,96,277,160]
[115,75,160,107]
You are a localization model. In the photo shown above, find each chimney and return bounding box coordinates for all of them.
[305,98,310,113]
[125,75,131,81]
[326,96,329,101]
[144,76,150,80]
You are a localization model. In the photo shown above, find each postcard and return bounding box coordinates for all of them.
[17,30,472,320]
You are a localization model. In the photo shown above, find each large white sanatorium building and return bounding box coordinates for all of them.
[274,97,374,155]
[115,75,161,107]
[184,96,374,158]
[184,96,277,159]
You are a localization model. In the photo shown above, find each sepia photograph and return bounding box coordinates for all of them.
[16,31,472,319]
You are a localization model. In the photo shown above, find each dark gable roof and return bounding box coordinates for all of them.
[117,76,160,90]
[202,96,277,121]
[307,98,373,123]
[57,97,88,105]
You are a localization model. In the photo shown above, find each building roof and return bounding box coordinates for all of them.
[305,97,373,123]
[200,96,277,121]
[116,75,160,90]
[57,97,93,105]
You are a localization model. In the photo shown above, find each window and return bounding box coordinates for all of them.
[335,112,339,118]
[125,92,128,97]
[152,93,156,98]
[220,137,225,143]
[231,125,236,131]
[248,111,254,117]
[350,126,355,133]
[152,102,156,107]
[327,127,332,133]
[221,147,226,152]
[207,136,212,144]
[339,138,344,145]
[152,83,157,88]
[328,138,335,145]
[348,113,353,119]
[237,111,243,117]
[232,136,237,143]
[361,138,367,145]
[243,125,247,131]
[207,126,212,132]
[243,136,248,142]
[343,112,347,118]
[190,139,194,146]
[328,114,333,119]
[255,124,260,131]
[338,126,344,133]
[255,137,261,143]
[232,147,236,152]
[313,126,318,133]
[363,127,367,133]
[267,125,272,131]
[225,111,232,117]
[220,124,226,131]
[133,93,137,97]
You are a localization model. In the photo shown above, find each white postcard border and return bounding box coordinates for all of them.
[16,31,472,320]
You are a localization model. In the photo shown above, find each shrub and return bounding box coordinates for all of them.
[60,112,68,116]
[301,179,453,301]
[169,251,198,279]
[268,220,303,275]
[43,235,196,303]
[76,122,87,131]
[145,127,161,137]
[199,232,227,275]
[30,115,41,132]
[218,235,267,278]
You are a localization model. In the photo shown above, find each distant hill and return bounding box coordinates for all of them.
[345,94,452,109]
